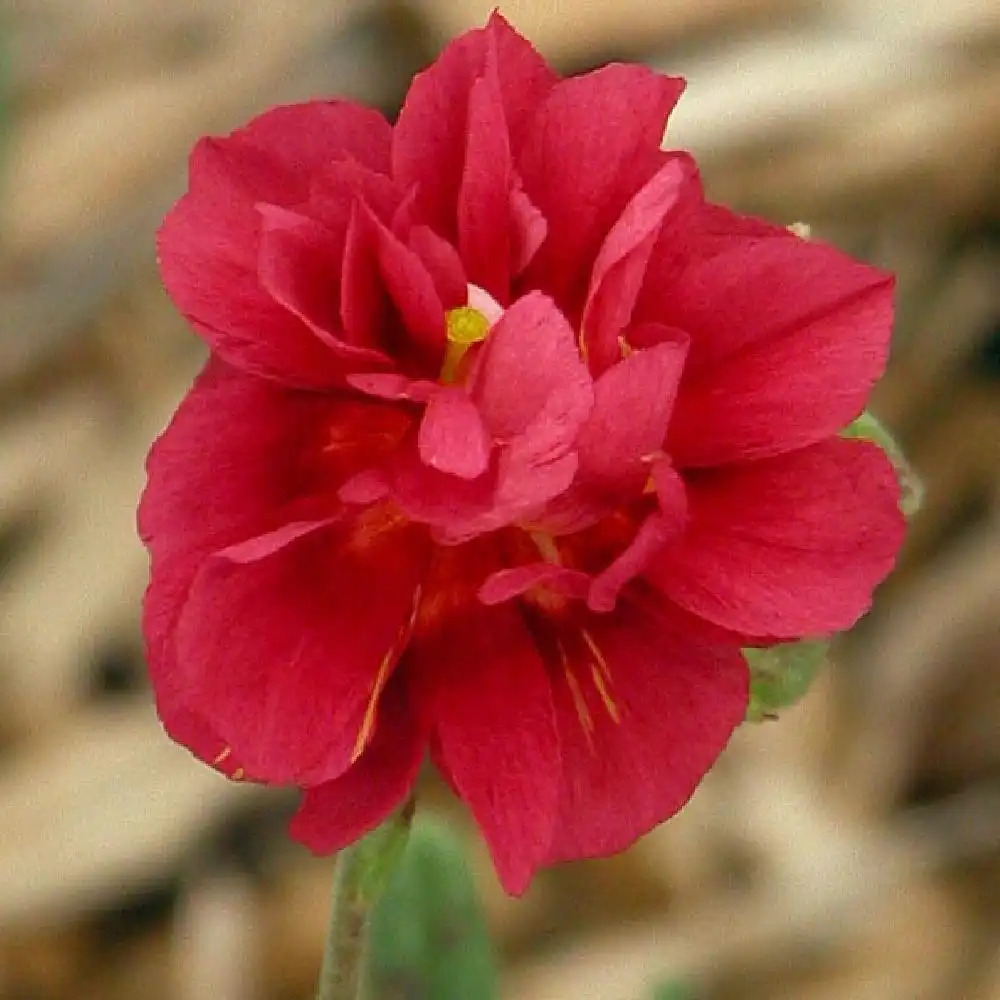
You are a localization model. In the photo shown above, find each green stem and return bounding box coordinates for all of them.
[315,801,415,1000]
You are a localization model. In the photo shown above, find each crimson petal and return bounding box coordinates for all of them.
[290,681,425,854]
[393,13,556,240]
[458,59,513,301]
[411,549,559,895]
[647,439,905,636]
[541,598,748,863]
[468,291,591,440]
[519,65,685,310]
[663,233,895,465]
[418,386,492,480]
[173,510,429,786]
[582,156,696,373]
[576,337,688,493]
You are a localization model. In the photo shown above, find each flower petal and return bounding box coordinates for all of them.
[380,437,498,534]
[418,386,492,480]
[289,680,424,853]
[660,231,895,464]
[158,141,353,387]
[540,597,748,863]
[232,100,392,177]
[173,508,429,786]
[468,291,591,439]
[509,178,547,275]
[158,103,392,388]
[408,225,468,309]
[138,357,341,564]
[582,155,696,373]
[363,207,446,362]
[519,65,685,310]
[576,337,688,492]
[587,510,683,613]
[339,202,386,348]
[647,439,905,636]
[393,13,556,240]
[478,563,590,606]
[256,204,391,368]
[410,544,559,894]
[458,60,512,301]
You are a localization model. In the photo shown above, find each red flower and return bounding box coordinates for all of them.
[140,14,904,893]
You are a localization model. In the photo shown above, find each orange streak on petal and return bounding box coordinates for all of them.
[589,662,621,725]
[351,652,394,764]
[580,628,620,725]
[212,746,232,767]
[559,638,595,751]
[581,628,612,684]
[351,584,423,763]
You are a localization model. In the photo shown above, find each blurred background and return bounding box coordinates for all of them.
[1,0,999,998]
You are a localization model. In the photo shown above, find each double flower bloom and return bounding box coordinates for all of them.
[140,15,904,894]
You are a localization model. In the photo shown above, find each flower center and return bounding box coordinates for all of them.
[440,284,504,383]
[441,305,491,383]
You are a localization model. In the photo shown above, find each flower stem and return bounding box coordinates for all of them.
[315,800,415,1000]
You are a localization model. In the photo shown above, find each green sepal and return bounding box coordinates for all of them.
[353,802,414,905]
[366,815,499,1000]
[744,639,829,721]
[841,410,922,517]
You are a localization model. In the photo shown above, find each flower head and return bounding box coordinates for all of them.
[140,14,904,894]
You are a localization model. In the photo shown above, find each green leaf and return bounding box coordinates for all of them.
[649,981,695,1000]
[842,410,922,517]
[366,815,499,1000]
[744,639,828,721]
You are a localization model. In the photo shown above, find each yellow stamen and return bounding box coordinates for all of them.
[529,530,562,565]
[441,305,491,382]
[231,768,245,782]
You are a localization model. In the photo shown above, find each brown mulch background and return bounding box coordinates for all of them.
[2,2,999,998]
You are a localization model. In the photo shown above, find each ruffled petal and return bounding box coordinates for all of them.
[587,509,683,613]
[468,291,591,439]
[408,225,468,309]
[393,13,556,240]
[539,597,748,863]
[581,155,697,373]
[158,142,353,386]
[410,544,559,894]
[478,563,590,605]
[576,337,688,493]
[418,386,492,480]
[362,206,446,363]
[138,358,343,565]
[519,65,685,311]
[659,229,895,464]
[646,439,905,637]
[172,508,429,786]
[289,680,425,853]
[158,103,392,387]
[256,204,392,368]
[232,100,392,177]
[458,60,513,301]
